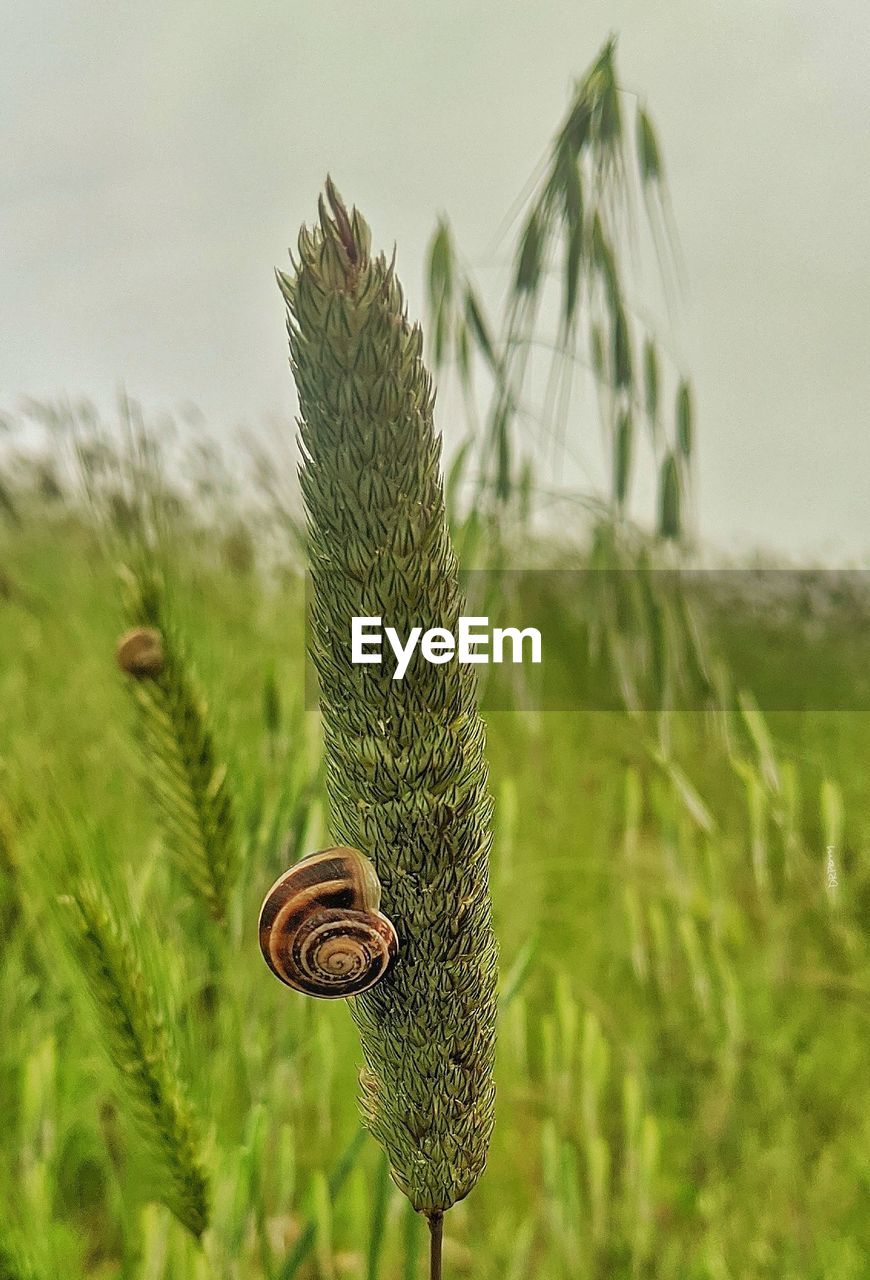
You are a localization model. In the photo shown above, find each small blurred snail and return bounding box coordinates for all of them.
[258,846,398,999]
[116,627,165,679]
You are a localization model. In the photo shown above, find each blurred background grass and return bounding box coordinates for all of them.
[1,475,868,1279]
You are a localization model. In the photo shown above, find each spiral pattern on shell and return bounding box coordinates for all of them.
[259,847,398,999]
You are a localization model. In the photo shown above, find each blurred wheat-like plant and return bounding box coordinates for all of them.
[426,37,693,543]
[61,878,210,1238]
[117,563,238,925]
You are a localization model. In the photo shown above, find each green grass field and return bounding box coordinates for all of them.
[1,503,867,1280]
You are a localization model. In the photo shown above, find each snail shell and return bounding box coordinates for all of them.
[259,846,398,999]
[116,627,165,678]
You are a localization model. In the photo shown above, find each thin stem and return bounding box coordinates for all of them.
[428,1212,444,1280]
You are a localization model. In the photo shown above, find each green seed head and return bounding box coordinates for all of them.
[279,180,499,1214]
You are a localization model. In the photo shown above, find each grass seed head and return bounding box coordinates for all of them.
[279,182,499,1215]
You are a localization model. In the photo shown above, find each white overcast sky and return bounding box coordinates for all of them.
[3,1,869,561]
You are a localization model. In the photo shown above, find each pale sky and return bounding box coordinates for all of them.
[3,1,869,561]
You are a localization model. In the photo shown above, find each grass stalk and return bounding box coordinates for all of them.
[427,1212,443,1280]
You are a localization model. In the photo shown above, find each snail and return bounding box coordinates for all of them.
[258,846,398,998]
[116,627,165,679]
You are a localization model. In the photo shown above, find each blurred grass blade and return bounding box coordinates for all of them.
[500,935,540,1009]
[277,1129,367,1280]
[366,1153,392,1280]
[402,1199,423,1280]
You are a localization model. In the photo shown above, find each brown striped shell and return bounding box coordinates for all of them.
[258,846,398,998]
[116,627,165,678]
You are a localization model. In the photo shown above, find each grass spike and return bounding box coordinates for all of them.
[280,182,499,1219]
[118,563,238,924]
[62,878,209,1238]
